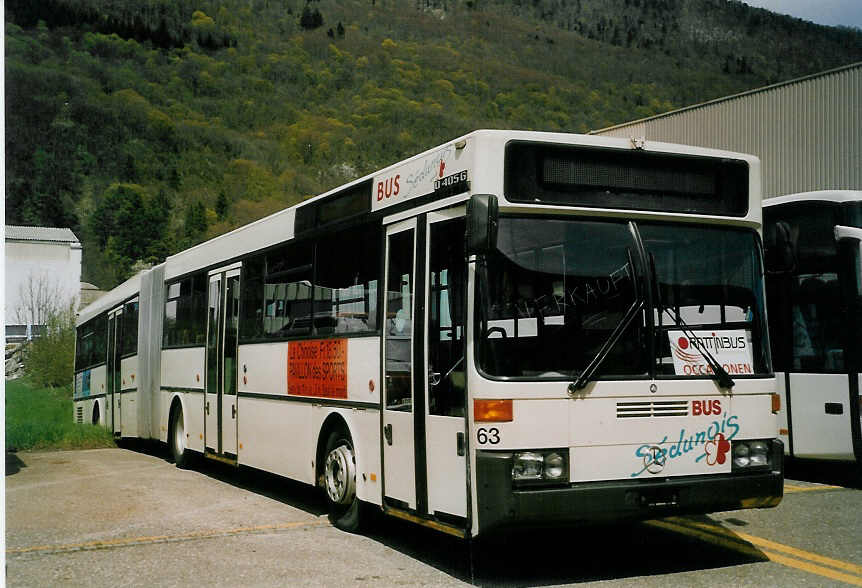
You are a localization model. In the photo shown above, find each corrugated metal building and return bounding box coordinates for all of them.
[592,62,861,198]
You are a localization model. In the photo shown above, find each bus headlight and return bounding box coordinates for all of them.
[544,452,565,479]
[512,450,568,484]
[512,452,543,481]
[731,440,772,472]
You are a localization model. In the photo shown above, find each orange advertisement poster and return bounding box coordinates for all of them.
[287,339,348,399]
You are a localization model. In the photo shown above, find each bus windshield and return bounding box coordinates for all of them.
[476,217,771,380]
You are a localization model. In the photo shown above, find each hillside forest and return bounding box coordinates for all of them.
[6,0,862,289]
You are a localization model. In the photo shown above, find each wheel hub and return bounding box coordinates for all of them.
[325,444,356,505]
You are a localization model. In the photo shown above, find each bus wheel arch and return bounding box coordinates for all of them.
[92,401,100,425]
[316,415,363,532]
[168,397,191,468]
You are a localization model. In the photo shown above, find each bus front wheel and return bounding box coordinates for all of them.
[323,430,362,532]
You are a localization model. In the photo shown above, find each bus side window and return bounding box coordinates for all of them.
[265,241,313,337]
[314,224,380,335]
[793,274,844,372]
[239,254,265,341]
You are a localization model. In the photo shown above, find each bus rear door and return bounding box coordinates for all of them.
[107,306,123,436]
[205,265,241,461]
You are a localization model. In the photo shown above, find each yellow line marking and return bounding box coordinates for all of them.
[670,517,862,575]
[735,530,862,576]
[783,483,843,494]
[654,517,862,585]
[763,550,862,587]
[7,520,329,555]
[645,519,764,560]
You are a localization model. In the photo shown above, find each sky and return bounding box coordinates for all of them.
[741,0,862,29]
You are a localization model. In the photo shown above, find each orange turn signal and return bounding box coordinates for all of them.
[771,393,781,414]
[474,399,513,422]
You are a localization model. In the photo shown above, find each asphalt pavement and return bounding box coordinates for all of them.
[5,447,861,587]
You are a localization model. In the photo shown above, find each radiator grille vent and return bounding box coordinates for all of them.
[76,406,84,424]
[617,400,688,418]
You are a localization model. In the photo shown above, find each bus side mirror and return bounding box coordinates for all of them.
[466,194,498,255]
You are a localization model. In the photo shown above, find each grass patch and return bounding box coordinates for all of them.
[5,379,115,451]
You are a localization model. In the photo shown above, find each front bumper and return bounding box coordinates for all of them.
[476,441,783,535]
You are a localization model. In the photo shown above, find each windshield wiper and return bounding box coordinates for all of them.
[569,297,644,393]
[649,254,735,390]
[569,247,643,393]
[659,306,735,389]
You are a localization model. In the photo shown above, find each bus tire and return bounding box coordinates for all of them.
[170,404,191,469]
[323,429,362,532]
[92,402,100,425]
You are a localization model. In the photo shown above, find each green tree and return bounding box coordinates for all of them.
[299,4,323,30]
[88,183,169,279]
[216,191,229,220]
[184,200,208,242]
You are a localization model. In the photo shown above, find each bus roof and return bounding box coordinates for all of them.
[76,130,763,320]
[158,130,760,281]
[765,190,862,208]
[77,269,150,325]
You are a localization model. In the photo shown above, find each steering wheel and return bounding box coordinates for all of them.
[485,326,508,339]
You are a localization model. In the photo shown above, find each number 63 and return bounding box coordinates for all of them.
[477,427,500,444]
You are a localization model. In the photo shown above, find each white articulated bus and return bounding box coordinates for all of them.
[763,191,862,465]
[74,130,783,538]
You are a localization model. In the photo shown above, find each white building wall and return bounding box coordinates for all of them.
[5,239,82,327]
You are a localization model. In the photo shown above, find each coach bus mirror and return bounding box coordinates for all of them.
[466,194,499,255]
[764,220,796,274]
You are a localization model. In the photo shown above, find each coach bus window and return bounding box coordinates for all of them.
[74,322,91,371]
[844,200,862,229]
[264,241,313,337]
[163,274,208,347]
[765,203,844,373]
[477,218,771,380]
[793,274,844,371]
[75,314,108,370]
[120,300,139,357]
[840,239,862,372]
[314,224,380,335]
[239,254,265,341]
[641,223,771,377]
[477,218,645,379]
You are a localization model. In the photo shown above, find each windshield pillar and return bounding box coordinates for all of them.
[628,221,655,380]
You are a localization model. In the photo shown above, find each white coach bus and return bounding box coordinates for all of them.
[763,191,862,465]
[74,130,783,538]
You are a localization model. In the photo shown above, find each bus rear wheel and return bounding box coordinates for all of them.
[170,405,191,469]
[323,430,362,532]
[92,402,100,425]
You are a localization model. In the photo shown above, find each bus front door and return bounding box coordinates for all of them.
[383,212,468,525]
[205,266,241,461]
[424,212,468,520]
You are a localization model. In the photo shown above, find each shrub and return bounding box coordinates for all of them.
[25,304,76,388]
